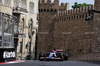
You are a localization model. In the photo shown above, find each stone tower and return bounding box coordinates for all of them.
[93,0,100,53]
[37,0,59,56]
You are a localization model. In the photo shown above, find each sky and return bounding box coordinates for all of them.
[52,0,94,9]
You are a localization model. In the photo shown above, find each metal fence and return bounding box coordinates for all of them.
[0,12,17,48]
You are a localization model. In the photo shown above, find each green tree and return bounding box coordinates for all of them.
[72,2,92,9]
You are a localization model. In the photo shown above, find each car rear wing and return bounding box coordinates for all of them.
[56,49,64,52]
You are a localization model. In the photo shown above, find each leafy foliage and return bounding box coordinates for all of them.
[72,2,92,9]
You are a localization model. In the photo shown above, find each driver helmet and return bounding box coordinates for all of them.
[52,50,55,52]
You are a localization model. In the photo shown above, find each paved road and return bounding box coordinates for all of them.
[1,60,100,66]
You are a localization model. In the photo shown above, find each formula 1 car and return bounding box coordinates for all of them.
[39,49,68,61]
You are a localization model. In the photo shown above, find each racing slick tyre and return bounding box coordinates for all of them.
[45,53,50,57]
[58,53,64,61]
[39,59,44,61]
[64,53,68,60]
[39,53,44,61]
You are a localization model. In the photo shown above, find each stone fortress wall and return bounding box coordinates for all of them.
[37,0,100,61]
[54,5,94,56]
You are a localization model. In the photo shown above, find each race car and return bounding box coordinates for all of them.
[38,49,68,61]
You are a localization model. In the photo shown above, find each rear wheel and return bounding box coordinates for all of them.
[39,59,44,61]
[58,53,64,61]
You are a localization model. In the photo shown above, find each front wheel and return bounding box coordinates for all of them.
[39,53,44,61]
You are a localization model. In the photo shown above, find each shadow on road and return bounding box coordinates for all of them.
[84,61,100,65]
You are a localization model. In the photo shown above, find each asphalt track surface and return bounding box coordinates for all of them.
[1,60,100,66]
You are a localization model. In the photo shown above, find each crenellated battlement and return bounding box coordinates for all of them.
[39,0,50,5]
[59,3,69,10]
[38,0,59,13]
[39,0,58,5]
[61,3,65,6]
[38,0,69,13]
[58,5,94,17]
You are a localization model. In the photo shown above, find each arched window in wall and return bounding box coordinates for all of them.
[60,18,61,21]
[80,15,81,18]
[62,18,63,21]
[82,14,84,18]
[21,0,27,8]
[55,9,57,12]
[74,16,75,19]
[5,0,11,7]
[77,16,78,19]
[22,19,24,33]
[51,9,53,12]
[39,9,40,12]
[72,16,73,20]
[5,0,7,6]
[18,18,24,34]
[41,9,43,12]
[0,0,2,4]
[67,17,68,20]
[47,9,49,12]
[29,2,34,13]
[14,20,18,34]
[69,17,70,20]
[28,19,33,38]
[44,9,46,12]
[7,0,10,6]
[14,0,20,8]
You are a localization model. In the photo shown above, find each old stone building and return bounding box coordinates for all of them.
[0,0,38,60]
[37,0,100,61]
